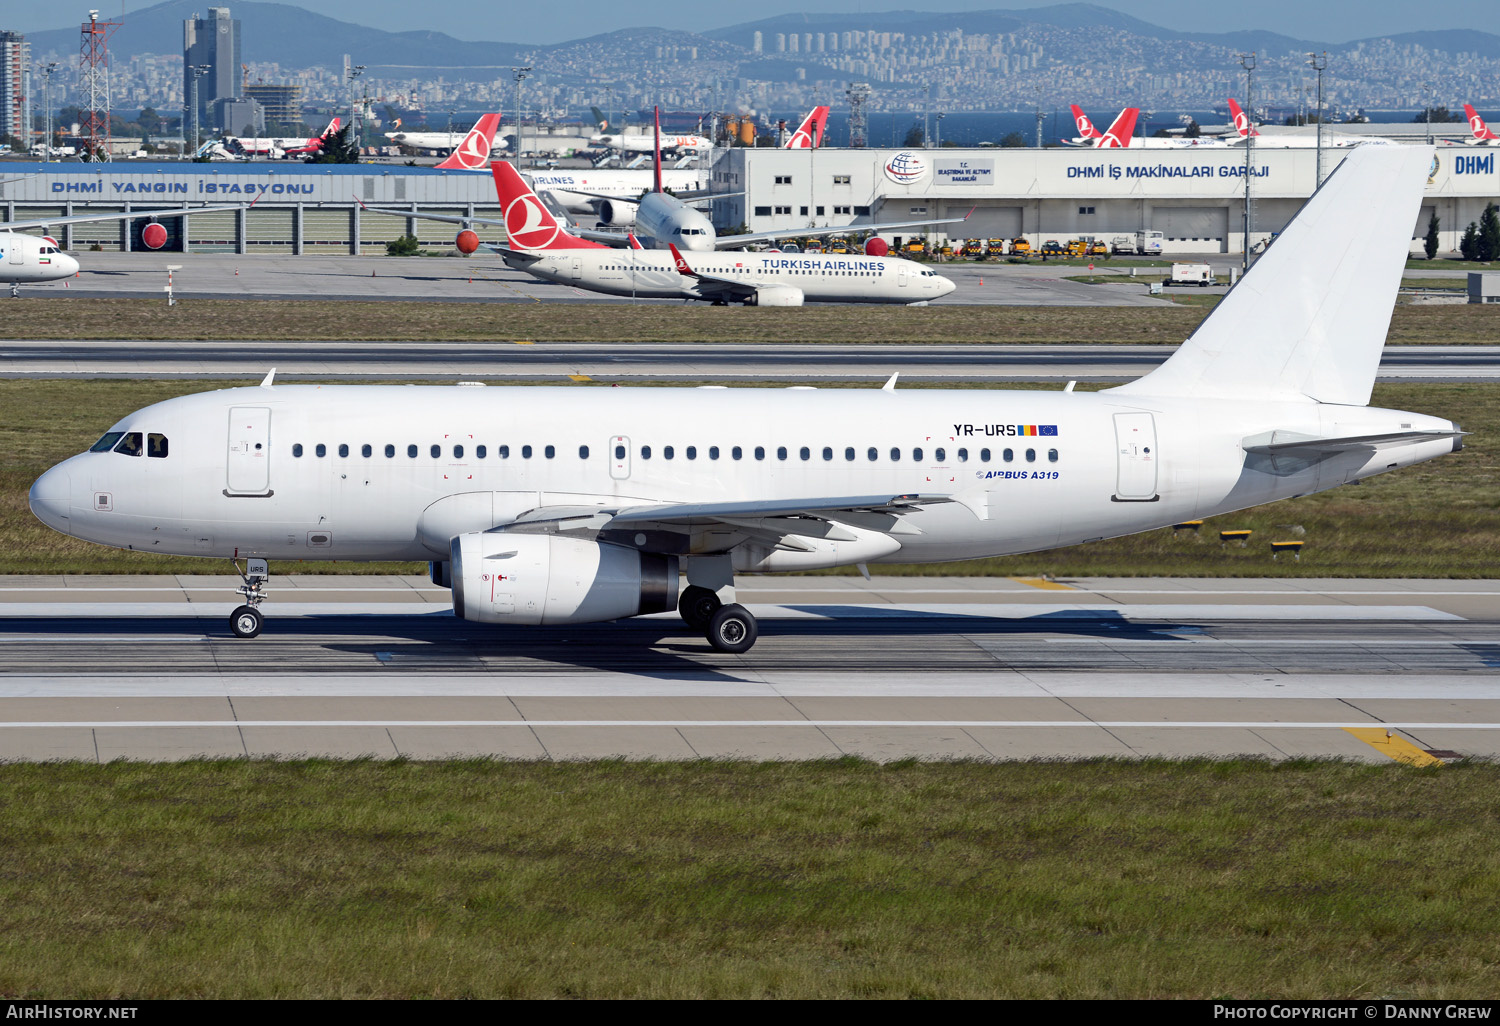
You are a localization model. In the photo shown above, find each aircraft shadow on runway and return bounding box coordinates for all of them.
[0,608,1207,678]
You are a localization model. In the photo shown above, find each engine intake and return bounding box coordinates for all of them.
[596,199,639,227]
[451,532,678,625]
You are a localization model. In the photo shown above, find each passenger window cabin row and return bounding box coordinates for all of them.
[288,442,1062,464]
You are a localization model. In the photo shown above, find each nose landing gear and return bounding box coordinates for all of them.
[229,557,269,639]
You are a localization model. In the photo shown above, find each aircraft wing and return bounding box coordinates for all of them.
[356,202,506,228]
[501,493,953,550]
[1,201,253,232]
[713,211,972,250]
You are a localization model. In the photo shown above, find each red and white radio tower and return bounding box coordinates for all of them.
[79,9,121,161]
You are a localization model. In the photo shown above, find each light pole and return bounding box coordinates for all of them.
[512,66,531,159]
[1307,51,1327,188]
[42,62,58,161]
[346,65,365,146]
[935,111,945,149]
[190,64,211,156]
[1238,52,1256,272]
[1423,82,1433,144]
[1034,85,1043,148]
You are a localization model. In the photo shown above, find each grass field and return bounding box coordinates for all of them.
[0,759,1495,999]
[2,297,1497,344]
[0,378,1493,577]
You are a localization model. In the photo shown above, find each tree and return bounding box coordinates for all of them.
[305,124,361,164]
[137,107,162,136]
[999,131,1027,148]
[1184,118,1201,138]
[902,123,924,148]
[1460,222,1480,261]
[1413,106,1460,124]
[1424,211,1440,260]
[386,234,421,256]
[1479,203,1500,263]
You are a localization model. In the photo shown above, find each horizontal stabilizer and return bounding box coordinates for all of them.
[1243,428,1463,455]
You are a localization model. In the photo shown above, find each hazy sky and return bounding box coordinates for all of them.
[10,0,1498,43]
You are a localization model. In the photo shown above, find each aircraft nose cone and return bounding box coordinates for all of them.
[29,466,71,531]
[939,275,957,297]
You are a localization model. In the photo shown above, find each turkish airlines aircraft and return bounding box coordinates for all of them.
[1093,107,1139,148]
[229,116,341,159]
[1,201,252,295]
[1224,98,1394,148]
[30,147,1456,653]
[489,161,955,305]
[783,105,831,149]
[431,113,503,170]
[1062,104,1232,148]
[1462,104,1499,144]
[385,113,503,161]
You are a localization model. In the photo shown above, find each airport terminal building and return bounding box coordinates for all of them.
[1,144,1495,256]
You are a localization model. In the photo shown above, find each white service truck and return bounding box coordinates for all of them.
[1166,262,1215,287]
[1111,229,1165,255]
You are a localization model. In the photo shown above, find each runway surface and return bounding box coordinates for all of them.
[3,340,1495,382]
[2,575,1496,764]
[19,252,1184,307]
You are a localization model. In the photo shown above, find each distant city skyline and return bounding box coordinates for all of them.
[3,0,1497,45]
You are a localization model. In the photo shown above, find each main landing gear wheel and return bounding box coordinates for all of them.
[679,585,723,631]
[706,603,758,654]
[230,604,264,639]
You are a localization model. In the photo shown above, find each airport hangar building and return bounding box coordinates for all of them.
[712,144,1498,256]
[1,146,1494,256]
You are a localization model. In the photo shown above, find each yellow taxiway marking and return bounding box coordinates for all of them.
[1343,727,1445,767]
[513,340,535,345]
[1011,576,1076,591]
[568,374,592,382]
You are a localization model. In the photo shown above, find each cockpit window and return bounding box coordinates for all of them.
[90,431,124,453]
[113,432,143,457]
[147,433,169,458]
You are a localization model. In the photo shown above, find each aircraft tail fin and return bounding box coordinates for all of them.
[435,112,501,170]
[1111,146,1434,407]
[1228,98,1258,138]
[785,105,831,148]
[1464,103,1498,141]
[590,106,607,130]
[321,116,341,139]
[1095,108,1138,148]
[491,161,607,251]
[1070,104,1101,139]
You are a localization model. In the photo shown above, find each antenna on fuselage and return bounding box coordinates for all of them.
[260,368,276,388]
[881,372,899,392]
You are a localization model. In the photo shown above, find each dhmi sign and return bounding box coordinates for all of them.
[1455,154,1494,175]
[934,159,993,185]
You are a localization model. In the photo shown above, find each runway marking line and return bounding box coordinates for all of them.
[512,340,535,345]
[568,374,592,382]
[1342,728,1446,767]
[1011,577,1077,591]
[0,720,1493,732]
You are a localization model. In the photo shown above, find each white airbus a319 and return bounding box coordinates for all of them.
[30,147,1461,653]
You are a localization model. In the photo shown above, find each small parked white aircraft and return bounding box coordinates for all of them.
[30,146,1457,653]
[1,200,253,296]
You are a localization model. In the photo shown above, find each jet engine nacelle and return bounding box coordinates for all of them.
[596,199,639,227]
[140,222,168,250]
[450,532,678,626]
[747,285,805,307]
[454,229,480,255]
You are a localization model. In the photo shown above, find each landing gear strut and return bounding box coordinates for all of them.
[229,557,269,639]
[10,283,18,299]
[680,556,759,652]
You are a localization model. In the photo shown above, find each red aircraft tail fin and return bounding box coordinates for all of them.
[435,112,501,170]
[491,161,605,250]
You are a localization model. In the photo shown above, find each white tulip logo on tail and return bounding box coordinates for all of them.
[505,195,561,250]
[1076,112,1094,135]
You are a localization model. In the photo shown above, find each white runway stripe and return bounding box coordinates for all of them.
[5,720,1499,730]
